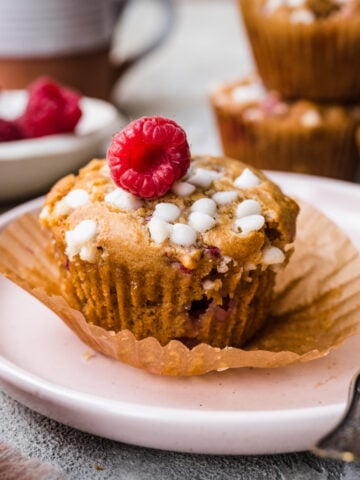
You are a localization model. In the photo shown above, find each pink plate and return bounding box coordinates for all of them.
[0,172,360,455]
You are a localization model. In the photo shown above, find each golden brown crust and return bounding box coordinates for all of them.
[42,156,298,261]
[210,77,359,122]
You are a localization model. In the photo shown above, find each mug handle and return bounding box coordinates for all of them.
[110,0,175,85]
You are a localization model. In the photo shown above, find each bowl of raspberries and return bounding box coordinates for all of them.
[0,77,123,202]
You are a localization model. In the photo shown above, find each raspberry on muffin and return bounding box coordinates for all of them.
[108,116,190,198]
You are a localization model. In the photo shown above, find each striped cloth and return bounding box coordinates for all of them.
[0,442,63,480]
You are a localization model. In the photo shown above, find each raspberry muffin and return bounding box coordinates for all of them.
[210,76,360,180]
[40,117,299,349]
[239,0,360,101]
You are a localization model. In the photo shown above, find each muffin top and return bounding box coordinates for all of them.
[210,76,360,127]
[40,155,299,272]
[259,0,360,22]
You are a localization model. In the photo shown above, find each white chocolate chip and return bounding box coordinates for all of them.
[290,8,315,23]
[54,200,72,217]
[264,0,284,14]
[243,107,264,122]
[236,199,262,218]
[188,212,217,233]
[54,201,71,216]
[234,215,265,234]
[65,220,98,262]
[187,168,221,188]
[100,164,111,177]
[206,169,223,180]
[262,246,285,265]
[170,223,197,246]
[148,217,172,244]
[212,191,238,205]
[153,202,181,222]
[300,109,321,128]
[232,83,266,103]
[39,205,50,220]
[68,220,97,244]
[217,261,229,273]
[203,279,216,290]
[54,189,90,216]
[286,0,306,7]
[65,189,90,208]
[105,188,143,211]
[234,168,261,189]
[171,181,196,196]
[191,198,217,216]
[79,245,97,263]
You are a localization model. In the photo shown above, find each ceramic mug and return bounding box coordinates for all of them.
[0,0,174,99]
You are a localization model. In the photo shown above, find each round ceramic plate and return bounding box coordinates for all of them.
[0,172,360,455]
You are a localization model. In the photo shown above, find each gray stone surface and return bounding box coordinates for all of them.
[2,390,360,480]
[1,1,360,478]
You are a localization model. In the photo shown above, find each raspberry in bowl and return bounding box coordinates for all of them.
[0,78,123,202]
[40,116,299,351]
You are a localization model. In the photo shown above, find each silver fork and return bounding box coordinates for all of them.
[312,372,360,462]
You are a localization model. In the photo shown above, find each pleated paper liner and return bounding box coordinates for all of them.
[211,102,359,180]
[238,0,360,101]
[0,200,359,376]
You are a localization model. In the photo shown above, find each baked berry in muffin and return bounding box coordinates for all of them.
[40,117,299,349]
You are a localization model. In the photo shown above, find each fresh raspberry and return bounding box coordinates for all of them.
[0,119,23,142]
[107,116,191,199]
[19,77,82,138]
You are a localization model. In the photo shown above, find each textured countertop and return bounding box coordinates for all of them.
[1,0,360,478]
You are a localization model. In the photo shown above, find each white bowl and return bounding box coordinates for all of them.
[0,90,125,202]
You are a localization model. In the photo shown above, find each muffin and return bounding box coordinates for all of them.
[210,76,360,180]
[40,117,298,350]
[238,0,360,101]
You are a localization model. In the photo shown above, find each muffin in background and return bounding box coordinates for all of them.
[40,117,299,350]
[238,0,360,101]
[210,76,360,180]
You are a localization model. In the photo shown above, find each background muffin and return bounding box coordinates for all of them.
[40,117,299,349]
[210,76,360,180]
[238,0,360,101]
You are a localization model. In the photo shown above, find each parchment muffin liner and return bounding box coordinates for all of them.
[0,200,359,376]
[60,236,277,349]
[239,0,360,101]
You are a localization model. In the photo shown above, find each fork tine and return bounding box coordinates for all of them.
[312,371,360,462]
